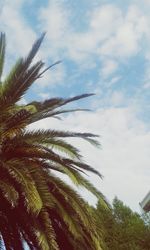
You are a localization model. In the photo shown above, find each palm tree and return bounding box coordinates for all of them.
[0,33,106,250]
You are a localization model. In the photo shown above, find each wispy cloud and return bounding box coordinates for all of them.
[1,0,35,56]
[100,59,118,79]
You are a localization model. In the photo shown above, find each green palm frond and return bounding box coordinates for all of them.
[20,129,100,148]
[24,32,45,66]
[21,129,99,140]
[29,166,55,209]
[30,167,86,239]
[3,161,43,215]
[46,173,95,227]
[1,60,44,109]
[0,33,45,108]
[0,33,5,81]
[47,140,81,159]
[27,93,95,112]
[38,208,59,250]
[0,33,106,250]
[57,166,104,198]
[24,94,95,125]
[64,158,102,178]
[0,180,19,207]
[16,132,82,159]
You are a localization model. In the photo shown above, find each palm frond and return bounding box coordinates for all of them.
[18,134,82,159]
[24,32,45,66]
[0,33,5,81]
[0,180,19,207]
[20,129,100,147]
[0,33,46,108]
[39,208,59,250]
[25,93,95,125]
[4,161,43,215]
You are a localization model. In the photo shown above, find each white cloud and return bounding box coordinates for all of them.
[107,76,121,87]
[39,0,70,59]
[1,0,67,89]
[0,0,38,79]
[144,81,150,89]
[98,5,148,58]
[66,4,122,64]
[100,59,118,79]
[40,1,68,41]
[109,91,125,106]
[39,2,150,77]
[68,4,149,64]
[0,0,36,57]
[38,92,51,100]
[2,1,150,83]
[142,63,150,89]
[90,4,122,39]
[37,1,150,83]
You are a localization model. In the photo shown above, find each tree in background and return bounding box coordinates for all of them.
[0,33,106,250]
[95,197,150,250]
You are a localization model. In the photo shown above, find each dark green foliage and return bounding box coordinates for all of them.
[95,197,150,250]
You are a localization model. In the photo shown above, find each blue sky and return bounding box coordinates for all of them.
[1,0,150,212]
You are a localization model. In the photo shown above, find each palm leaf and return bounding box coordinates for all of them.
[0,180,19,207]
[20,129,100,148]
[0,33,5,81]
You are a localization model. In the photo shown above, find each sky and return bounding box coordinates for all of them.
[0,0,150,212]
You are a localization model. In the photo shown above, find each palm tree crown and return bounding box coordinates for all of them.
[0,33,106,250]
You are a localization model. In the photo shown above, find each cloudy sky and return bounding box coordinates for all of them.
[1,0,150,212]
